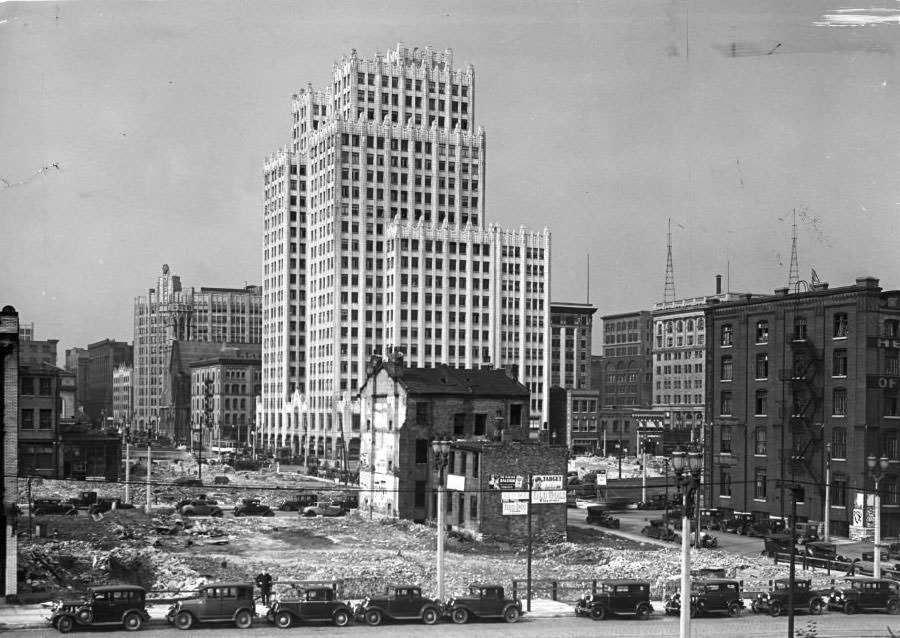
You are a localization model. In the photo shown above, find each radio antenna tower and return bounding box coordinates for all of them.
[788,209,800,288]
[664,218,676,302]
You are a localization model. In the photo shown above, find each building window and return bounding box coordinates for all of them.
[833,388,847,416]
[755,353,769,380]
[754,468,767,499]
[416,402,428,425]
[469,494,478,519]
[721,428,733,453]
[885,320,900,338]
[20,377,34,395]
[39,409,52,429]
[39,378,52,396]
[832,428,847,459]
[756,320,769,344]
[414,481,426,508]
[474,414,486,436]
[755,390,768,416]
[415,439,428,464]
[884,478,899,507]
[887,394,900,418]
[755,426,767,455]
[720,391,733,416]
[453,413,465,436]
[833,313,848,338]
[886,353,899,377]
[720,470,732,497]
[885,430,899,461]
[21,409,34,429]
[721,324,733,347]
[833,349,848,377]
[793,316,808,341]
[832,474,848,507]
[720,356,733,382]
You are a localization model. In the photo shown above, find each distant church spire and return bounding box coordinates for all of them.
[664,218,676,302]
[788,209,800,288]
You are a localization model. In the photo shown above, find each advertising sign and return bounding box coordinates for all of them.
[531,475,563,491]
[501,491,530,502]
[446,474,466,492]
[596,469,607,486]
[502,501,528,516]
[488,474,524,490]
[531,490,567,504]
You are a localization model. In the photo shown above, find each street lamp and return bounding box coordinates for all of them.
[824,442,832,542]
[672,446,703,638]
[867,454,890,578]
[432,440,452,602]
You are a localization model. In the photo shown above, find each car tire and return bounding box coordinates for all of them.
[333,609,351,627]
[728,602,742,618]
[769,601,783,617]
[234,609,253,629]
[590,605,606,620]
[365,609,382,626]
[503,606,520,623]
[635,603,651,619]
[844,601,857,615]
[422,606,439,625]
[174,611,194,630]
[56,615,75,633]
[888,600,900,615]
[123,611,144,631]
[451,608,469,624]
[275,611,293,628]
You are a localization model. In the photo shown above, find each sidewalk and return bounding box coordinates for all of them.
[0,598,578,630]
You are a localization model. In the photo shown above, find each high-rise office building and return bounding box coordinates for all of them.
[259,44,551,467]
[133,265,262,437]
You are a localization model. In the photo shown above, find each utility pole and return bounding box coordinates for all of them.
[145,445,152,513]
[124,443,130,504]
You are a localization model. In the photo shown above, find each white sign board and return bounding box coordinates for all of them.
[531,489,567,504]
[502,500,529,516]
[531,474,563,491]
[501,491,530,502]
[446,474,466,492]
[596,470,607,487]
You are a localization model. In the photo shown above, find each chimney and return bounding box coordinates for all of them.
[715,275,722,295]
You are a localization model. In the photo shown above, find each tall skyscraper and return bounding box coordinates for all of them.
[133,265,262,437]
[259,44,551,467]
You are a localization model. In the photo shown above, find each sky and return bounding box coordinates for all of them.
[1,0,898,358]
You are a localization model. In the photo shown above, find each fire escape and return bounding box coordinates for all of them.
[781,335,824,500]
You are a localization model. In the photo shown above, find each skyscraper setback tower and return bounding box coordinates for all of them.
[259,45,551,467]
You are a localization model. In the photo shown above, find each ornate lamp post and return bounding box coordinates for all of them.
[432,440,452,602]
[867,454,890,578]
[672,447,703,638]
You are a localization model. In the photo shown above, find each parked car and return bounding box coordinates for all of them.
[48,585,150,633]
[641,519,680,542]
[267,584,354,628]
[166,582,256,629]
[70,491,98,509]
[794,521,821,544]
[887,542,900,561]
[574,579,652,620]
[699,508,725,530]
[586,505,620,529]
[805,541,852,564]
[89,497,135,516]
[748,517,786,537]
[721,512,754,535]
[233,499,275,517]
[302,501,345,517]
[31,498,77,516]
[665,579,744,618]
[180,499,223,517]
[763,533,796,558]
[827,577,900,614]
[444,584,523,623]
[213,476,230,485]
[278,493,319,511]
[751,578,826,616]
[637,494,670,510]
[354,585,441,625]
[691,531,719,548]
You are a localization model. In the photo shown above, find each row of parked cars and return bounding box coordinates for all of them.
[47,581,524,633]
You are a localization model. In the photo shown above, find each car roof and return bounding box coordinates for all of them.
[696,579,739,585]
[203,582,254,588]
[89,585,146,593]
[469,583,503,589]
[843,577,897,584]
[600,579,650,586]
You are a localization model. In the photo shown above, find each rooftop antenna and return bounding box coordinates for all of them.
[664,218,676,302]
[788,209,800,288]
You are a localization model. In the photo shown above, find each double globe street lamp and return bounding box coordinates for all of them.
[671,447,703,638]
[867,454,890,578]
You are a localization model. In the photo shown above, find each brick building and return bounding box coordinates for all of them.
[1,305,20,598]
[85,339,133,425]
[705,277,900,539]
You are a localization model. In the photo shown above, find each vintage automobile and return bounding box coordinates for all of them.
[302,501,346,517]
[173,476,203,487]
[827,577,900,614]
[641,519,680,542]
[31,498,77,516]
[699,508,725,530]
[637,494,670,510]
[794,521,821,544]
[721,512,755,535]
[574,579,652,620]
[89,497,135,516]
[354,585,442,625]
[70,491,98,509]
[748,517,787,537]
[213,475,231,485]
[180,499,223,517]
[166,581,256,629]
[232,498,275,517]
[751,578,826,616]
[266,584,354,627]
[48,585,150,633]
[278,493,319,511]
[665,579,745,618]
[805,541,852,564]
[763,533,796,558]
[444,584,523,623]
[585,505,620,529]
[888,542,900,561]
